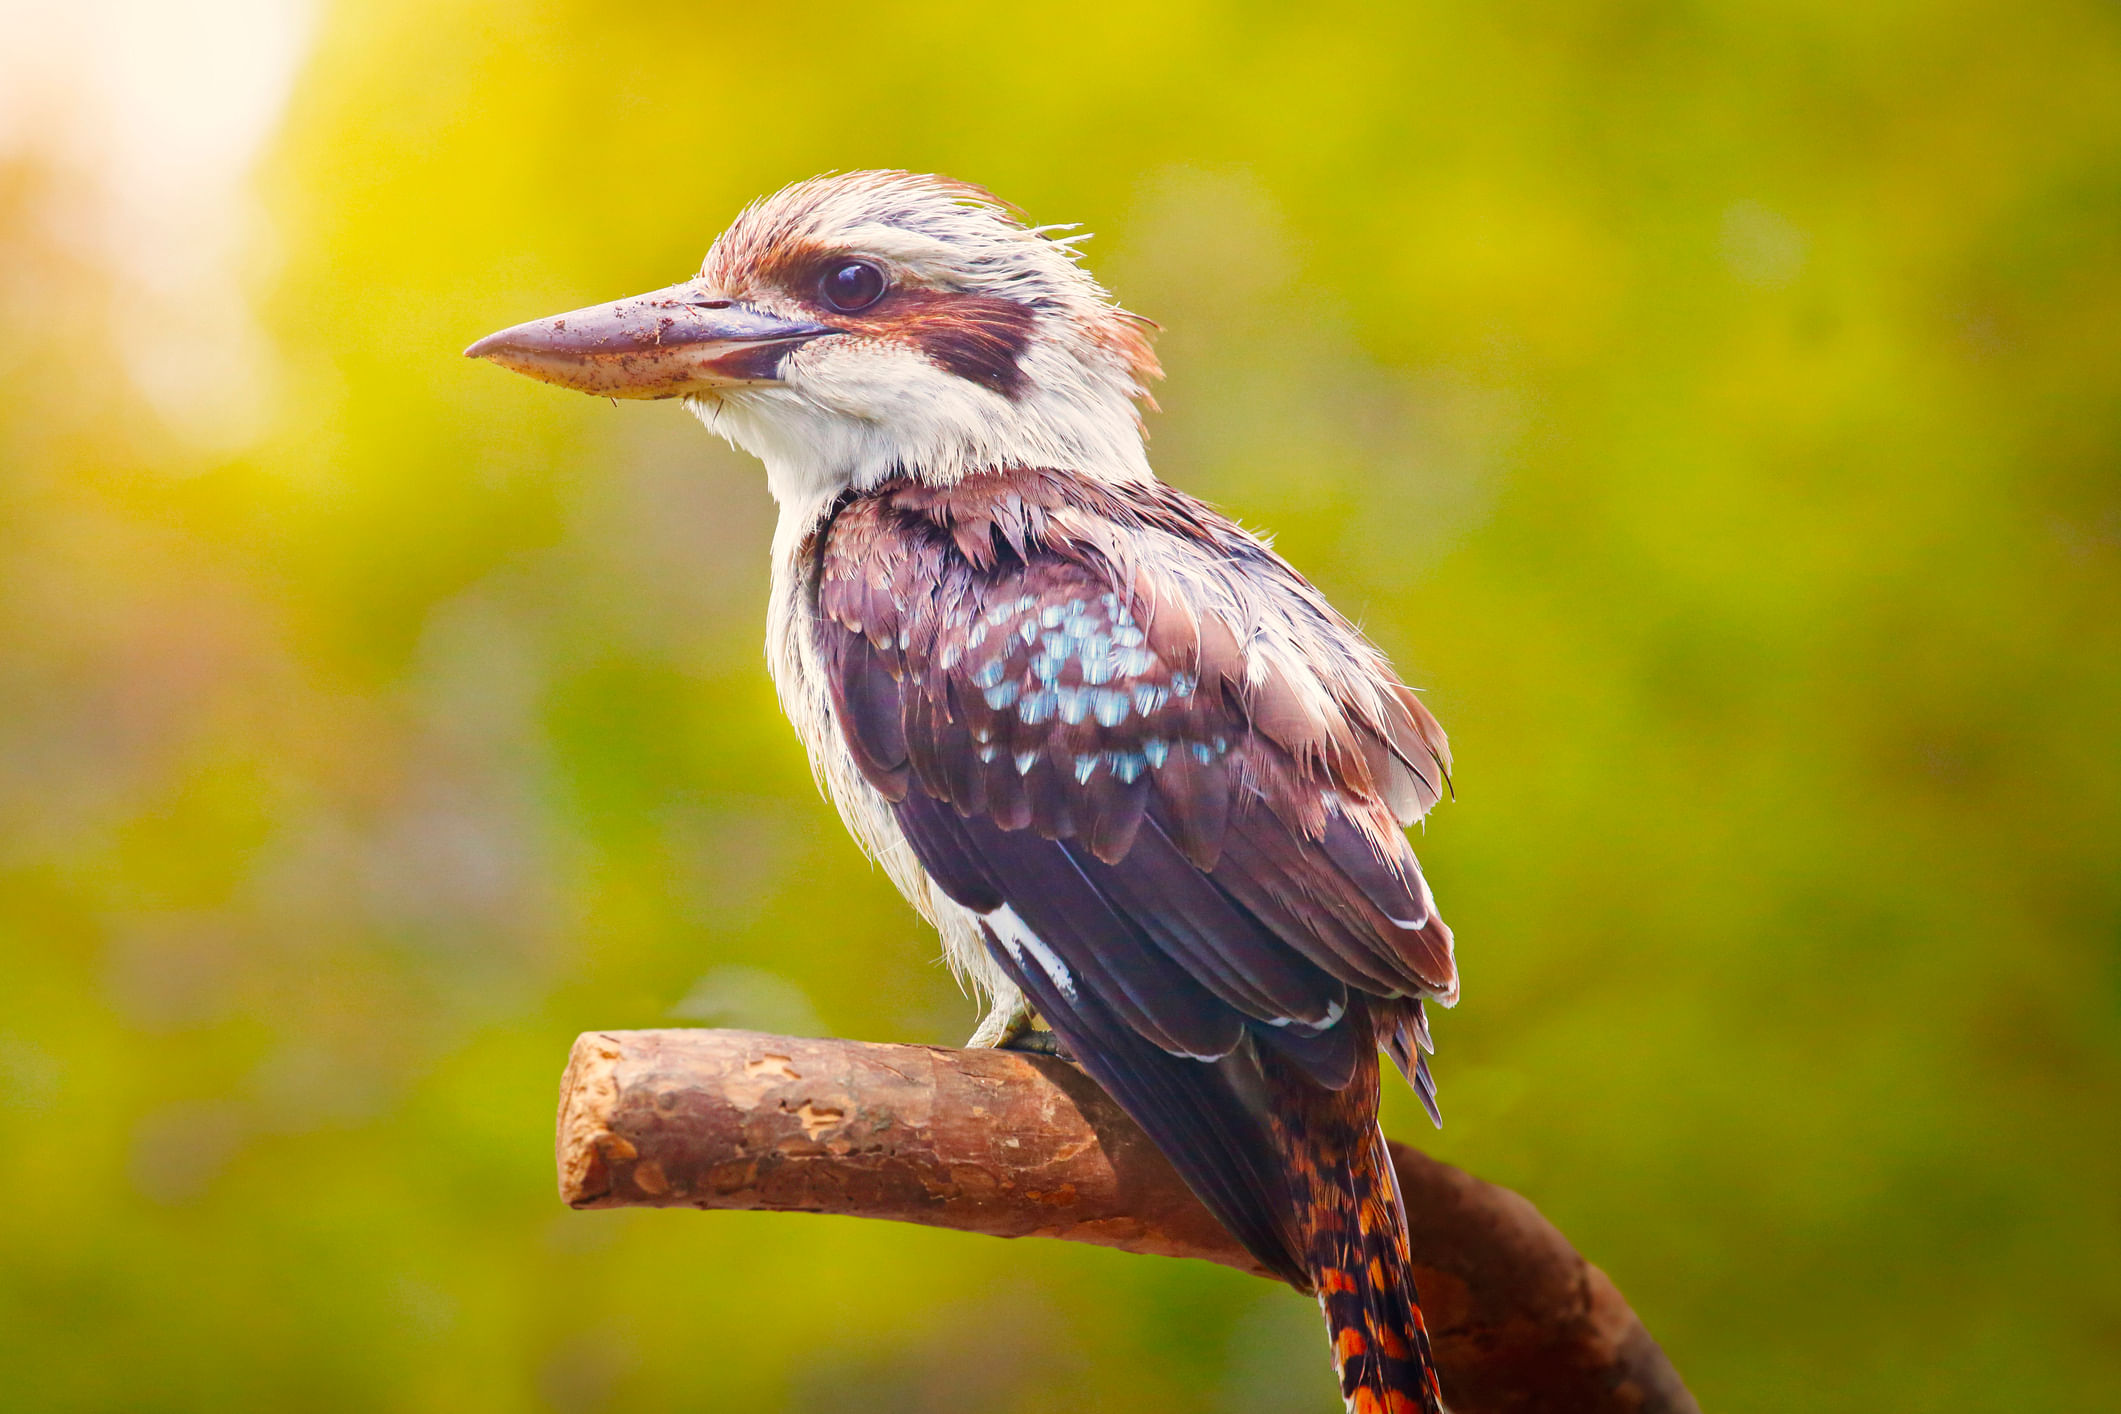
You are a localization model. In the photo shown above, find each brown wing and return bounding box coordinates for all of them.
[816,473,1455,1052]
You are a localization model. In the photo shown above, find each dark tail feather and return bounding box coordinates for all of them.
[1382,1000,1443,1129]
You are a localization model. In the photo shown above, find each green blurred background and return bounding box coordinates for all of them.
[3,1,2118,1409]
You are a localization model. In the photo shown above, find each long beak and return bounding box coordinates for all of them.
[464,281,837,399]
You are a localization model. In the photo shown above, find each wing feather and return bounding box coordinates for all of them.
[815,469,1457,1063]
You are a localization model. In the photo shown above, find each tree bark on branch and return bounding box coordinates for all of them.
[556,1028,1696,1414]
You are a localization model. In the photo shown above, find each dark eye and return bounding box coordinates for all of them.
[819,260,886,313]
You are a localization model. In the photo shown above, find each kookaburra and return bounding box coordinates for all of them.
[471,171,1458,1414]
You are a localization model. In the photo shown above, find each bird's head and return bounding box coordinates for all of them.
[468,171,1161,505]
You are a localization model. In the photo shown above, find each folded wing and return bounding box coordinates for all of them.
[813,470,1456,1274]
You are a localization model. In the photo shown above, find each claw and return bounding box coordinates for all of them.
[997,1024,1074,1062]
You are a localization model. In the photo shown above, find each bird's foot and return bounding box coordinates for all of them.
[965,995,1032,1048]
[966,998,1073,1061]
[998,1025,1073,1061]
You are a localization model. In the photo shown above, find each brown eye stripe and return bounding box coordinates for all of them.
[874,290,1036,398]
[734,240,1036,397]
[816,284,1037,399]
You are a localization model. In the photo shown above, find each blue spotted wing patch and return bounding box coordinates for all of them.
[914,576,1239,864]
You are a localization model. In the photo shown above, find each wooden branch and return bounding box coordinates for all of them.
[557,1029,1697,1414]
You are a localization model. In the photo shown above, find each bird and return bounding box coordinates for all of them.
[469,170,1459,1414]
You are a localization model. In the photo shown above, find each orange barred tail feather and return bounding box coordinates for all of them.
[1314,1127,1445,1414]
[1267,1050,1445,1414]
